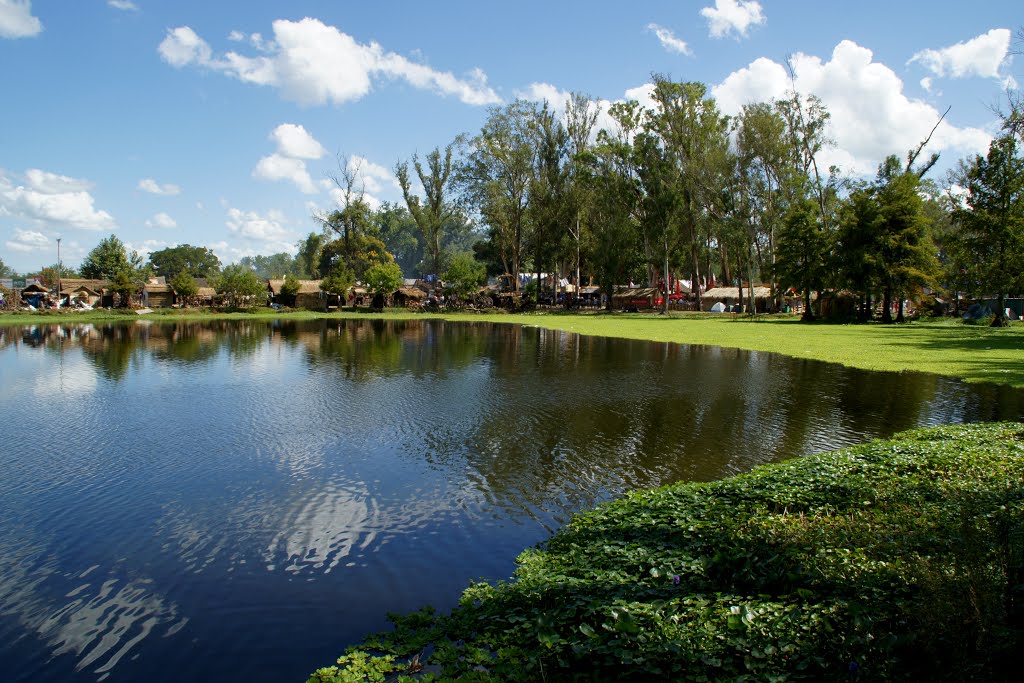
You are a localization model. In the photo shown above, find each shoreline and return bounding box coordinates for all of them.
[3,308,1023,389]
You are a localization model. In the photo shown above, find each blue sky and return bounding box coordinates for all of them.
[0,0,1019,273]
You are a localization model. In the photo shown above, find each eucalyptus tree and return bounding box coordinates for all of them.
[395,143,458,278]
[735,101,791,303]
[527,102,571,295]
[949,129,1024,325]
[587,101,646,308]
[565,92,601,299]
[460,99,537,291]
[645,76,731,311]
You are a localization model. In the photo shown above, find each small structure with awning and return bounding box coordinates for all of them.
[267,279,325,310]
[702,286,773,313]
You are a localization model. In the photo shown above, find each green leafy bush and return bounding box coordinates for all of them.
[309,423,1024,681]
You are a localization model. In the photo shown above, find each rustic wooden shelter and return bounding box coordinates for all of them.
[61,284,103,307]
[58,278,112,307]
[143,278,175,308]
[393,285,427,307]
[267,279,325,310]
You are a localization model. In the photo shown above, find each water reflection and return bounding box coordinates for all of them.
[1,319,1022,683]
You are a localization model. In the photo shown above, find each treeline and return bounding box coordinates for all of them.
[289,76,1023,323]
[26,78,1023,321]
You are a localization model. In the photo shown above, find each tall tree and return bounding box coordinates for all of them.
[0,257,12,278]
[149,244,221,279]
[872,156,939,322]
[460,99,537,291]
[296,232,326,279]
[646,77,731,310]
[735,101,791,303]
[373,202,423,276]
[396,144,457,278]
[949,130,1024,325]
[80,234,143,280]
[527,102,571,296]
[776,198,831,321]
[565,92,601,300]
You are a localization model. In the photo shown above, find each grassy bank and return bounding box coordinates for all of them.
[9,308,1022,388]
[308,422,1024,682]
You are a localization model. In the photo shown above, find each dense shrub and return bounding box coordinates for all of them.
[308,423,1024,682]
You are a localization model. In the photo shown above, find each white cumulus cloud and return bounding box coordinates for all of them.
[158,18,501,107]
[0,169,115,230]
[225,207,297,254]
[712,40,993,175]
[0,0,42,39]
[5,228,50,252]
[647,23,692,56]
[138,178,182,195]
[701,0,764,39]
[145,212,177,229]
[909,28,1012,81]
[269,123,326,160]
[253,123,326,194]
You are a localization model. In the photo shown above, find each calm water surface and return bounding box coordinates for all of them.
[0,319,1021,682]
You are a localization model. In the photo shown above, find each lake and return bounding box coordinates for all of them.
[0,319,1021,682]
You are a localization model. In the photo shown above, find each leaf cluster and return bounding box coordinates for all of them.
[310,423,1024,681]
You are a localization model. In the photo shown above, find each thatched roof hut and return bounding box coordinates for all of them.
[267,279,325,310]
[393,286,427,307]
[702,286,773,312]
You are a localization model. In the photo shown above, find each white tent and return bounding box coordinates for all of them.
[710,302,727,313]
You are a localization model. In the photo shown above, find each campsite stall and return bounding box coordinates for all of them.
[702,286,773,313]
[20,283,50,309]
[611,286,660,310]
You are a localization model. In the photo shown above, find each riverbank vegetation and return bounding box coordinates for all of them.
[307,422,1024,682]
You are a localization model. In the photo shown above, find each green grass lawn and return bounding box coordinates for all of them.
[3,307,1023,387]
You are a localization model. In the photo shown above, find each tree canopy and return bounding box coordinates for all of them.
[149,244,221,279]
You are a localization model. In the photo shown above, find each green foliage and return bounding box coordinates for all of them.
[238,252,300,279]
[169,271,199,305]
[950,131,1024,323]
[37,262,79,288]
[320,265,355,298]
[396,144,458,277]
[214,264,266,308]
[280,273,301,298]
[442,252,486,299]
[149,244,221,279]
[81,234,143,280]
[311,423,1024,681]
[0,257,13,278]
[363,261,402,296]
[109,269,138,308]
